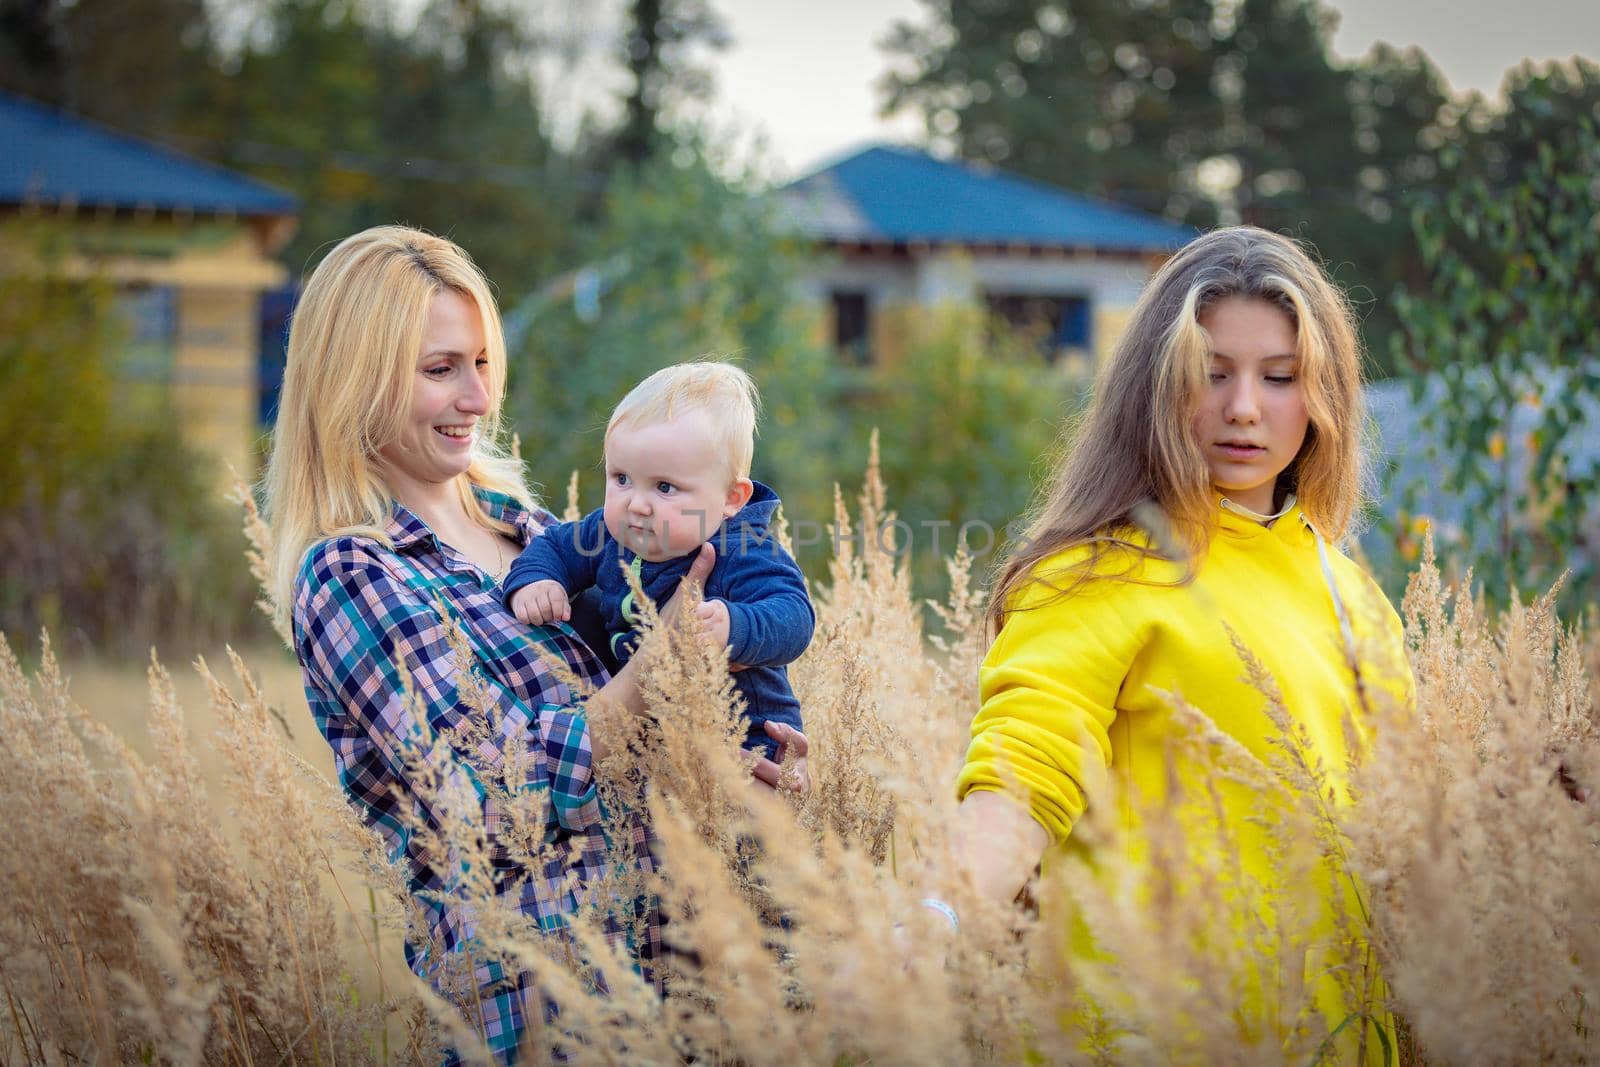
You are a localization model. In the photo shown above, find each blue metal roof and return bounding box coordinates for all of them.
[780,144,1193,252]
[0,90,296,216]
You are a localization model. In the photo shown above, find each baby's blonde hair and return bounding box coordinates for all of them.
[606,361,760,480]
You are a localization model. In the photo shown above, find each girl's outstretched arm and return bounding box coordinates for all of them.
[952,789,1050,908]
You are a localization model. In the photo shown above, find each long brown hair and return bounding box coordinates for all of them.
[987,226,1368,632]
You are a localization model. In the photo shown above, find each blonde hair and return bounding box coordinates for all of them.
[988,225,1368,632]
[606,361,760,481]
[263,225,531,635]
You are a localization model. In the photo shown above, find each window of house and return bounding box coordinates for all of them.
[831,290,872,365]
[115,285,178,382]
[984,292,1092,360]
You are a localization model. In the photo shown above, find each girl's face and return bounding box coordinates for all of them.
[378,289,490,492]
[1191,295,1309,515]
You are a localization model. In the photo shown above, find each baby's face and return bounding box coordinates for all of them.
[603,412,750,562]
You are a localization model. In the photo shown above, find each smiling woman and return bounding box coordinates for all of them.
[404,289,493,472]
[263,227,657,1061]
[377,287,521,580]
[260,227,807,1063]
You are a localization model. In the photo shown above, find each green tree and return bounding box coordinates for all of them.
[200,0,577,295]
[613,0,729,168]
[0,0,217,131]
[1337,42,1453,370]
[504,139,841,541]
[879,0,1452,374]
[1224,0,1354,231]
[1221,3,1449,371]
[0,0,69,104]
[1457,58,1600,189]
[1390,76,1600,607]
[0,227,263,657]
[880,0,1221,221]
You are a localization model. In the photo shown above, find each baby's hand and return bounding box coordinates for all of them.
[694,597,731,649]
[511,580,570,625]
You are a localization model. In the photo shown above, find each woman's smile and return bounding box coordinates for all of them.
[378,288,491,491]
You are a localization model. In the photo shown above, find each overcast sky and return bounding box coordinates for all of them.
[697,0,1600,181]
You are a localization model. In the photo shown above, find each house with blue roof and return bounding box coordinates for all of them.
[778,144,1194,370]
[0,89,297,480]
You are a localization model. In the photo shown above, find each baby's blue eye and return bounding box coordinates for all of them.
[656,481,676,494]
[613,472,629,487]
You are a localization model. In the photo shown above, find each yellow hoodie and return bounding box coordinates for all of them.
[960,497,1410,1060]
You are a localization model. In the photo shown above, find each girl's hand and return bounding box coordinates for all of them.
[751,721,810,795]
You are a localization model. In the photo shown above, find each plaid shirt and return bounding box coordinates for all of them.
[293,488,660,1061]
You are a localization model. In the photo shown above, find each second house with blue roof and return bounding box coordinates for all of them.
[779,144,1195,374]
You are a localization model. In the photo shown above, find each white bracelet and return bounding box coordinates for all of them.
[920,897,959,931]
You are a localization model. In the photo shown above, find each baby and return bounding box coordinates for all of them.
[503,361,811,760]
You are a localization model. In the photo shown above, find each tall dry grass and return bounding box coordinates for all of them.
[1345,546,1600,1062]
[2,441,1596,1064]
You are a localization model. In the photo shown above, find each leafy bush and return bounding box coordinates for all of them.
[1388,72,1600,609]
[0,244,265,658]
[837,307,1072,599]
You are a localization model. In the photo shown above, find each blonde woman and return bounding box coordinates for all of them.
[264,226,805,1061]
[941,227,1409,1059]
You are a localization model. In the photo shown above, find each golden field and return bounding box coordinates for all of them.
[3,451,1596,1065]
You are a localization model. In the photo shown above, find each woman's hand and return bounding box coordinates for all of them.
[595,542,807,796]
[590,544,719,758]
[751,721,810,795]
[660,545,745,663]
[659,542,716,628]
[695,597,733,649]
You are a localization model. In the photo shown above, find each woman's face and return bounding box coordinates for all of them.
[378,288,490,492]
[1191,295,1309,515]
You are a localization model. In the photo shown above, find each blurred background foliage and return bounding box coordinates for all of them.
[505,143,1066,594]
[505,140,840,520]
[1,0,1596,652]
[0,228,262,657]
[881,0,1597,377]
[1386,74,1600,613]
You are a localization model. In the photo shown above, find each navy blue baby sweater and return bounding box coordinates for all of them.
[503,482,811,759]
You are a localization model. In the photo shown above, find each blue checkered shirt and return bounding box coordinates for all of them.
[292,488,660,1061]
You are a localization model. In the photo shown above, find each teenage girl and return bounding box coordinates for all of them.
[944,226,1409,1059]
